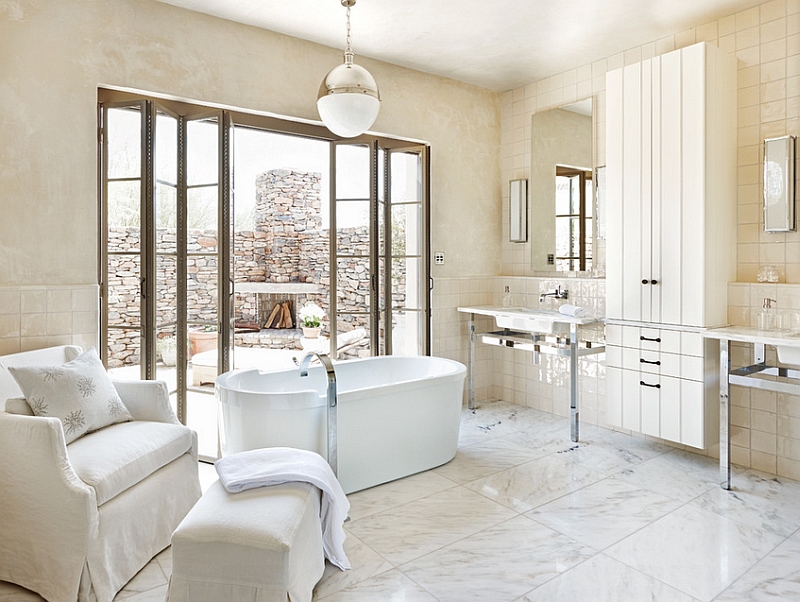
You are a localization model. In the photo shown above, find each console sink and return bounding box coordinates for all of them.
[493,308,571,335]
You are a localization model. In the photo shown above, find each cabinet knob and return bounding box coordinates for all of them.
[651,279,658,285]
[642,279,648,285]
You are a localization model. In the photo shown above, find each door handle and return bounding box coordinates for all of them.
[640,358,661,366]
[640,381,661,389]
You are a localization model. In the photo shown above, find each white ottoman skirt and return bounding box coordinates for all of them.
[167,480,326,602]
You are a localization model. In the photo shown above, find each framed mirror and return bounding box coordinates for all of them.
[764,135,796,232]
[530,98,595,272]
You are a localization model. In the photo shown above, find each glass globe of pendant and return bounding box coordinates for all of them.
[318,53,380,138]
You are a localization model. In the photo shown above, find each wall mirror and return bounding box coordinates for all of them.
[530,98,595,272]
[764,135,796,232]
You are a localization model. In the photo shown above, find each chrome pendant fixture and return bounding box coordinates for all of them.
[317,0,380,138]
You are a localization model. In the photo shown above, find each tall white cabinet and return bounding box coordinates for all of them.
[605,42,737,449]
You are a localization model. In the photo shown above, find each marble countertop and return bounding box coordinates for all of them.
[457,305,598,326]
[702,325,800,348]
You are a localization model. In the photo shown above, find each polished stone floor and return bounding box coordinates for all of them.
[3,400,800,601]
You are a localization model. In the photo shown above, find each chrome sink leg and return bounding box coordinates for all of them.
[569,322,579,442]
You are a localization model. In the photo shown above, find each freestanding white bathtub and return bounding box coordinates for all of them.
[216,355,466,494]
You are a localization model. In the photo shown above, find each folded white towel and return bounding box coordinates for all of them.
[558,303,587,318]
[215,447,351,570]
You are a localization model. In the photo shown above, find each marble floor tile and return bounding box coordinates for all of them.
[466,452,605,512]
[432,436,552,484]
[605,504,785,601]
[315,569,438,601]
[117,584,168,602]
[345,486,517,566]
[714,530,800,600]
[458,401,559,446]
[613,449,723,503]
[401,515,595,602]
[691,469,800,538]
[527,476,682,550]
[346,470,457,521]
[516,553,700,602]
[313,531,393,599]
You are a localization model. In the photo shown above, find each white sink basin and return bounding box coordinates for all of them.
[494,308,570,335]
[777,345,800,366]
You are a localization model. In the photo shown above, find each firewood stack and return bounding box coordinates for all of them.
[263,300,294,329]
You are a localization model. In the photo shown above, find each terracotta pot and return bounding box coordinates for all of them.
[302,327,321,339]
[188,330,217,359]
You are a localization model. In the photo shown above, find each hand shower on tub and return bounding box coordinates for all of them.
[298,352,338,477]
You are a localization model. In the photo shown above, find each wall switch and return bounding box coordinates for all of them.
[547,254,554,265]
[434,252,445,265]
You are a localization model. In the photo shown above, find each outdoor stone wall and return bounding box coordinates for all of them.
[106,169,403,366]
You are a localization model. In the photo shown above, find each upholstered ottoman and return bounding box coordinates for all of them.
[166,479,325,602]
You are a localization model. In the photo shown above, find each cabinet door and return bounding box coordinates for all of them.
[658,48,685,326]
[606,67,624,321]
[605,365,623,428]
[622,62,646,322]
[622,368,641,432]
[659,374,682,443]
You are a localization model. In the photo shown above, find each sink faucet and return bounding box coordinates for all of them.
[298,352,338,477]
[540,285,569,302]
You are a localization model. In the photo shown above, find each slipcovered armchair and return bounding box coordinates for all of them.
[0,345,201,602]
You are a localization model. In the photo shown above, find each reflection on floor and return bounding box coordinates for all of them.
[3,400,800,601]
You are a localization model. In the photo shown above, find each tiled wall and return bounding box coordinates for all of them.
[501,0,800,284]
[496,0,800,479]
[727,282,800,478]
[0,285,99,356]
[433,276,606,425]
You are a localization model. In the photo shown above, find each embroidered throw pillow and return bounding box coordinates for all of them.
[8,348,133,444]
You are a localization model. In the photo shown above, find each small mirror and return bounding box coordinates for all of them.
[530,98,594,272]
[764,135,796,232]
[509,179,528,242]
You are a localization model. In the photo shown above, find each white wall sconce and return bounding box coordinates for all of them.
[509,179,528,242]
[764,135,796,232]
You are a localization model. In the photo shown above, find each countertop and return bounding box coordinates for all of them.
[702,325,800,348]
[457,305,599,326]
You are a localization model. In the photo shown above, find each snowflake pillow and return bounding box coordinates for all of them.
[8,348,133,444]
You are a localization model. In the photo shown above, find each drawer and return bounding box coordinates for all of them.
[681,332,705,357]
[620,325,681,354]
[619,347,698,380]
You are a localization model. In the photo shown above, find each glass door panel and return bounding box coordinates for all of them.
[333,142,374,357]
[184,115,222,460]
[104,103,144,377]
[386,148,427,356]
[154,109,179,399]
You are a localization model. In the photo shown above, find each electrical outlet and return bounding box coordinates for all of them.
[547,254,554,265]
[434,252,445,265]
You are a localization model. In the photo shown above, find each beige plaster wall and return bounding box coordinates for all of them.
[0,0,501,291]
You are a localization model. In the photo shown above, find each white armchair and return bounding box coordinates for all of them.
[0,345,201,602]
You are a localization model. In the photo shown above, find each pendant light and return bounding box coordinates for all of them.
[317,0,381,138]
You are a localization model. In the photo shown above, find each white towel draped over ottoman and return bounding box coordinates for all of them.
[166,479,326,602]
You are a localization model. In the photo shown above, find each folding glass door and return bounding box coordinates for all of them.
[100,96,232,459]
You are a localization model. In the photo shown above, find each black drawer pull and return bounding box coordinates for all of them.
[640,358,661,366]
[640,336,661,343]
[640,381,661,389]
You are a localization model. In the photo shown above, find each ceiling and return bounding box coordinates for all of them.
[157,0,762,92]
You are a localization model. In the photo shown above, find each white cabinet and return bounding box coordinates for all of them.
[606,42,737,328]
[604,42,735,449]
[605,324,717,449]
